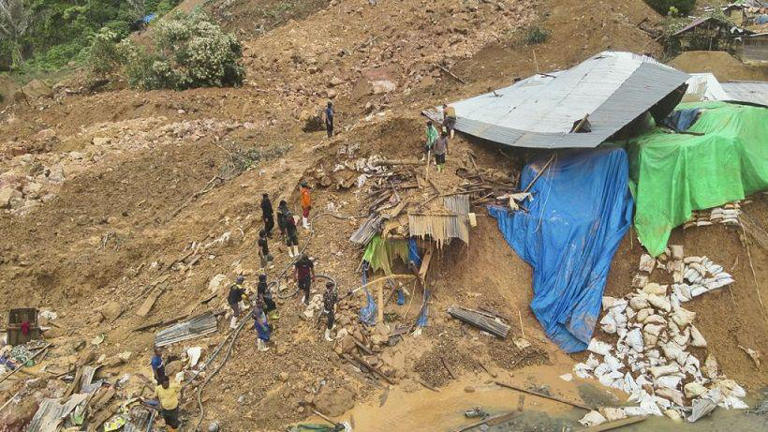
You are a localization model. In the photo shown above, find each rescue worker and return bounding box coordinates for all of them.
[293,254,315,305]
[252,298,271,352]
[300,181,312,230]
[227,276,247,329]
[257,230,273,271]
[257,273,278,320]
[324,101,334,138]
[424,120,438,161]
[150,346,166,384]
[322,281,338,341]
[442,103,457,139]
[284,207,300,258]
[277,199,290,238]
[260,193,275,237]
[155,376,181,432]
[434,129,448,172]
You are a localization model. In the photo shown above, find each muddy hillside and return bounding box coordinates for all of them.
[1,0,768,431]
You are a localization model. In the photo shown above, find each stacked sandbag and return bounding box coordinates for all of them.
[573,247,746,424]
[683,202,741,229]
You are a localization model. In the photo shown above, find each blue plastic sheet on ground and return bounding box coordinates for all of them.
[359,261,377,326]
[488,147,634,353]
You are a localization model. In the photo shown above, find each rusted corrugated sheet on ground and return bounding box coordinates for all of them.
[349,214,383,245]
[155,312,218,347]
[408,194,470,245]
[27,394,89,432]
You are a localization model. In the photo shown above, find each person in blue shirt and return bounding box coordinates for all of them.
[252,299,271,352]
[150,346,166,384]
[324,102,335,138]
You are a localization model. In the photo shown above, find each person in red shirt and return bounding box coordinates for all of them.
[293,254,315,305]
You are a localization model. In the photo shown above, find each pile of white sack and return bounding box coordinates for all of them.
[684,203,741,229]
[574,246,748,426]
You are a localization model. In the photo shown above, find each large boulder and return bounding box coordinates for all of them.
[20,79,53,99]
[0,187,21,209]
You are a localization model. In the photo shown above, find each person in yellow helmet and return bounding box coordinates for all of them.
[155,376,181,431]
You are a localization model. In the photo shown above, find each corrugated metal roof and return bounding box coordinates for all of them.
[27,394,89,432]
[430,52,689,149]
[349,214,383,245]
[155,312,218,347]
[722,81,768,106]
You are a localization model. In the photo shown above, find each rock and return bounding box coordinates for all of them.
[47,164,65,183]
[208,421,220,432]
[92,137,111,146]
[328,77,344,87]
[371,80,396,94]
[314,385,356,417]
[464,386,475,393]
[100,301,123,322]
[21,79,53,99]
[326,89,337,99]
[0,187,21,209]
[208,274,227,293]
[278,372,289,382]
[165,360,183,376]
[22,182,42,198]
[34,129,57,141]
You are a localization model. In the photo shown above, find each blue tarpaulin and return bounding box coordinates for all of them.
[489,147,634,352]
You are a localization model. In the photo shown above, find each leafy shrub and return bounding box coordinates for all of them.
[644,0,696,16]
[87,28,126,76]
[523,26,550,45]
[124,11,245,90]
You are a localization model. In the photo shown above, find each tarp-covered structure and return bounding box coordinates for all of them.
[489,147,634,352]
[426,51,688,149]
[628,101,768,256]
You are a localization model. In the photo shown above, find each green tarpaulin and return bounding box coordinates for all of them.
[362,235,409,275]
[627,101,768,256]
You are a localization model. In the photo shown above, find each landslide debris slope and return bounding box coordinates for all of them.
[2,0,741,430]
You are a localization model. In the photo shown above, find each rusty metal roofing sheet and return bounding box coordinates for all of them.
[428,52,689,149]
[27,394,89,432]
[349,214,383,245]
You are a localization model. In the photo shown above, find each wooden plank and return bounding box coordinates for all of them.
[454,411,520,432]
[135,285,166,317]
[580,416,646,431]
[495,381,591,410]
[418,246,434,284]
[132,313,189,333]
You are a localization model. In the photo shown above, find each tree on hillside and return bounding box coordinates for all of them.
[0,0,30,68]
[127,0,146,20]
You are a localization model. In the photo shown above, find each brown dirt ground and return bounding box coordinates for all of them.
[2,0,768,429]
[669,50,768,81]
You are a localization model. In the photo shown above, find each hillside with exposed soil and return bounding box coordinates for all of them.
[1,0,767,431]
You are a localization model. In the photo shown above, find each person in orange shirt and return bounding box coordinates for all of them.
[300,181,312,230]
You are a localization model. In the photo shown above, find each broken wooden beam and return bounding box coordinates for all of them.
[447,305,511,338]
[343,353,395,385]
[580,416,646,431]
[454,411,520,432]
[436,63,467,84]
[494,381,591,410]
[440,357,456,380]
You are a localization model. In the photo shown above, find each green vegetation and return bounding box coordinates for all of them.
[523,26,551,45]
[87,11,245,91]
[644,0,697,16]
[0,0,182,74]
